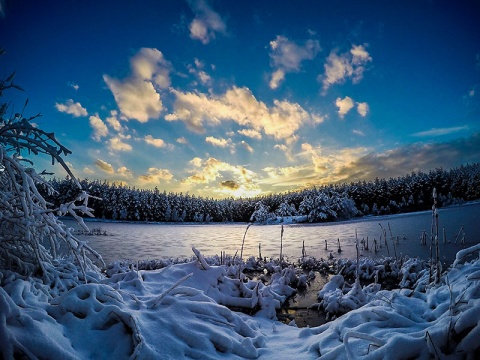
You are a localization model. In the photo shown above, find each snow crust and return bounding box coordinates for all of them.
[2,245,480,359]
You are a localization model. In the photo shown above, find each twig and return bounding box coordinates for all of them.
[150,272,193,308]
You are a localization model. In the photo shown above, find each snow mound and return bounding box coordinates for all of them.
[1,245,480,359]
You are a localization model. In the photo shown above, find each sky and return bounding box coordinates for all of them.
[1,0,479,198]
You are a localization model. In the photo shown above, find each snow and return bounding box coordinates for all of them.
[2,245,480,359]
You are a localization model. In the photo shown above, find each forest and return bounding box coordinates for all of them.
[43,162,480,224]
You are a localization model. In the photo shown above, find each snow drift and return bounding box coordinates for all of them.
[1,245,480,359]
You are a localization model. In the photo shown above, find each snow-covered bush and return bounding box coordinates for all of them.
[0,54,103,280]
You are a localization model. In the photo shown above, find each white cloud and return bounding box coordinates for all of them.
[205,136,230,147]
[131,48,171,88]
[176,137,189,144]
[353,129,365,136]
[320,44,372,93]
[104,76,163,123]
[68,82,79,90]
[95,159,114,174]
[238,128,262,140]
[89,114,109,141]
[104,48,171,122]
[269,70,285,90]
[166,86,321,140]
[239,140,254,153]
[188,58,212,85]
[357,102,369,117]
[188,0,226,44]
[269,35,320,89]
[117,166,133,178]
[144,135,167,148]
[411,126,469,137]
[106,111,127,132]
[107,136,132,152]
[83,166,95,175]
[55,99,88,117]
[138,167,173,184]
[189,157,203,167]
[335,96,354,118]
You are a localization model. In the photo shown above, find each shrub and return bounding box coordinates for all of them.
[0,49,103,280]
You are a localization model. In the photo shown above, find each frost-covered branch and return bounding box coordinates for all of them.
[0,52,103,280]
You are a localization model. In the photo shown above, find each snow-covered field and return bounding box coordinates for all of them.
[1,243,480,359]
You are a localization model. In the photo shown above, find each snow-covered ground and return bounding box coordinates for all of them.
[1,244,480,359]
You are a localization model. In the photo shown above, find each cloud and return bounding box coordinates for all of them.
[357,102,369,117]
[176,137,189,144]
[189,157,203,167]
[260,134,480,193]
[138,167,173,184]
[130,48,171,88]
[335,96,354,118]
[205,136,230,147]
[183,157,261,197]
[260,143,371,191]
[188,58,212,85]
[55,99,88,117]
[336,133,480,183]
[166,86,322,140]
[144,134,167,148]
[411,126,469,137]
[104,48,171,122]
[104,76,163,123]
[269,35,320,89]
[269,70,285,90]
[107,136,132,152]
[220,180,240,190]
[89,115,108,141]
[320,44,372,93]
[187,0,226,44]
[238,128,262,140]
[239,140,254,153]
[68,82,79,90]
[106,111,127,132]
[353,129,365,136]
[274,144,288,152]
[83,166,95,175]
[95,159,114,174]
[117,166,133,178]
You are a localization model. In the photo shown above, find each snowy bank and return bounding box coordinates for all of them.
[1,245,480,359]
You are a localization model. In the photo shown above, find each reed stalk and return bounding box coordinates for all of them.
[434,189,440,283]
[239,223,252,263]
[280,225,284,269]
[379,223,390,256]
[388,223,397,261]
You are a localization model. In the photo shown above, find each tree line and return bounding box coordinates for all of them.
[41,163,480,224]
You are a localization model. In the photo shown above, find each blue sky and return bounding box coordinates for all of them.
[1,0,479,198]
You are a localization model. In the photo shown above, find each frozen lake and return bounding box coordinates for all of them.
[64,202,480,265]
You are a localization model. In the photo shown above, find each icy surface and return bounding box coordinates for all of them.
[1,245,480,359]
